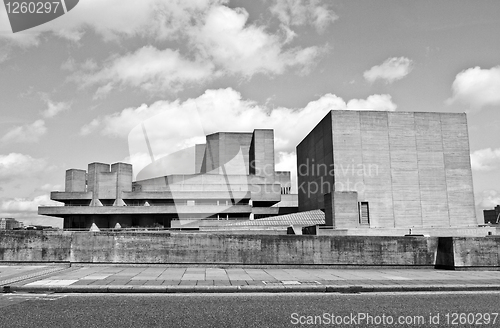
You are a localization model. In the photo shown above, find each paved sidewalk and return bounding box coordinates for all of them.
[2,265,500,293]
[0,265,69,287]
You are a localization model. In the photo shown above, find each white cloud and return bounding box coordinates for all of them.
[35,183,63,192]
[192,6,322,77]
[1,120,47,143]
[470,148,500,171]
[275,151,298,192]
[81,88,397,175]
[0,194,61,214]
[270,0,338,33]
[76,46,215,96]
[0,153,49,182]
[76,5,324,97]
[446,66,500,109]
[346,94,397,111]
[1,0,225,44]
[363,57,414,84]
[475,190,500,209]
[41,98,71,118]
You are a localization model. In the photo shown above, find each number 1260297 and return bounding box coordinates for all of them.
[5,2,61,14]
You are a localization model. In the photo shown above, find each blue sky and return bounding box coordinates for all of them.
[1,0,499,227]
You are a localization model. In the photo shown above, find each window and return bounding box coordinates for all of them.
[359,202,369,225]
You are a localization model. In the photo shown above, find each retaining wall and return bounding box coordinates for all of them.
[0,231,498,268]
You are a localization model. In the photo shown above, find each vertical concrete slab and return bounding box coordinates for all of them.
[65,169,86,192]
[194,144,206,173]
[250,129,275,182]
[440,113,477,226]
[111,163,132,206]
[388,112,422,228]
[359,111,394,228]
[88,163,110,206]
[297,112,334,211]
[415,113,450,227]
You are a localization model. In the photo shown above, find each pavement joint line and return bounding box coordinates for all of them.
[0,265,71,288]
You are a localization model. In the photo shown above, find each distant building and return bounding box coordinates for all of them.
[297,110,479,235]
[484,205,500,224]
[0,218,23,230]
[39,129,298,229]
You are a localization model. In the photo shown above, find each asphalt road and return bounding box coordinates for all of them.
[0,292,499,328]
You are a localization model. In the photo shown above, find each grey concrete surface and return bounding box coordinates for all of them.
[2,265,500,294]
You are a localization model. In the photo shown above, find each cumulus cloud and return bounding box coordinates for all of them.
[475,190,500,210]
[0,194,61,214]
[270,0,338,33]
[363,57,414,84]
[35,184,63,192]
[75,46,215,96]
[191,6,322,77]
[80,88,397,175]
[0,153,49,182]
[1,0,222,44]
[1,120,47,143]
[40,96,71,118]
[470,148,500,171]
[74,5,323,97]
[446,66,500,110]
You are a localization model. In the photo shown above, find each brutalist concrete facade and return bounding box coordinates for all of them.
[40,129,297,229]
[297,110,478,229]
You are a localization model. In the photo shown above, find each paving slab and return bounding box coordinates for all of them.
[3,265,500,294]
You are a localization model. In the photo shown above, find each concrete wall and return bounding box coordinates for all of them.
[324,191,359,228]
[297,110,477,229]
[204,132,253,174]
[297,113,334,211]
[65,169,86,192]
[111,163,133,206]
[1,231,499,268]
[249,129,275,182]
[194,144,206,173]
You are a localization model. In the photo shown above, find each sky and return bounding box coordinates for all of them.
[0,0,499,228]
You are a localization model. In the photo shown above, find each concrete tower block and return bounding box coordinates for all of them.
[250,129,275,182]
[65,169,86,192]
[205,132,252,174]
[88,162,110,206]
[111,162,133,206]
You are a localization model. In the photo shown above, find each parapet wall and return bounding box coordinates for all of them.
[0,231,498,268]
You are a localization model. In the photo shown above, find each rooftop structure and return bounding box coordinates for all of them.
[39,129,298,229]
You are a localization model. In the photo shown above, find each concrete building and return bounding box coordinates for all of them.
[484,205,500,224]
[0,218,23,230]
[297,110,479,235]
[39,129,298,229]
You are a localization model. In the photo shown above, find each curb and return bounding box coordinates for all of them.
[4,284,500,294]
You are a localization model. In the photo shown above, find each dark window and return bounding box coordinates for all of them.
[359,202,369,225]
